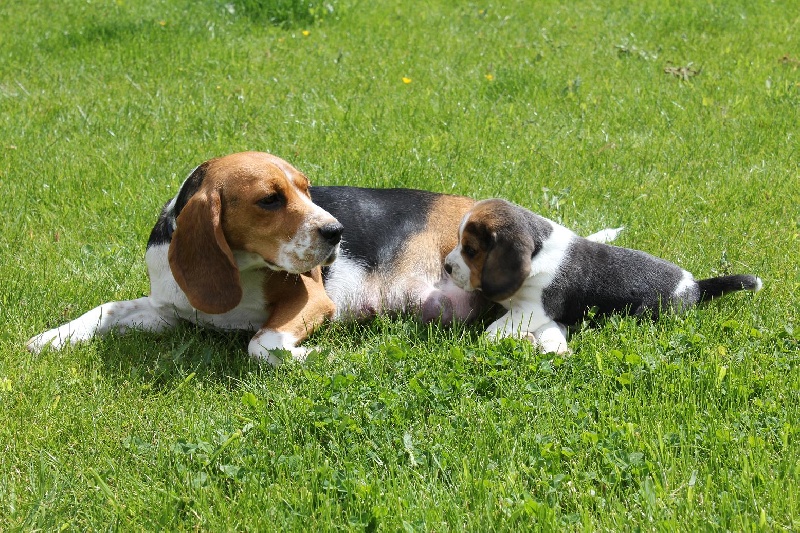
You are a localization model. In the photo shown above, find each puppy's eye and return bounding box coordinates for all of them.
[462,245,477,259]
[257,193,284,210]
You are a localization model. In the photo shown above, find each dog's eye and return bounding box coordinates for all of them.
[257,193,284,210]
[462,245,477,259]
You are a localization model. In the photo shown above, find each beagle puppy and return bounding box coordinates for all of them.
[27,152,343,365]
[311,187,621,327]
[444,198,762,354]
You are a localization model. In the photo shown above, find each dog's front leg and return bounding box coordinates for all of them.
[27,297,178,353]
[485,307,550,341]
[486,309,570,354]
[529,321,570,355]
[248,272,336,366]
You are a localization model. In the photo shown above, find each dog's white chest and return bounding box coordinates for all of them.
[146,244,269,331]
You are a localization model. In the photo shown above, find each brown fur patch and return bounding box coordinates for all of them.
[463,226,490,291]
[208,152,311,263]
[169,187,242,314]
[463,200,532,301]
[392,194,476,280]
[262,268,335,341]
[461,201,522,291]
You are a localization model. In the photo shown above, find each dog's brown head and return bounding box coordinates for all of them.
[168,151,342,314]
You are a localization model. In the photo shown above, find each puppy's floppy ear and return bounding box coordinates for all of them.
[480,228,532,302]
[168,188,242,314]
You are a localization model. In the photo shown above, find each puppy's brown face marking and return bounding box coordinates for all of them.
[445,200,532,301]
[459,201,507,290]
[461,222,490,290]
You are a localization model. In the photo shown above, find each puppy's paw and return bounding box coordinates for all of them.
[539,338,572,355]
[520,332,571,354]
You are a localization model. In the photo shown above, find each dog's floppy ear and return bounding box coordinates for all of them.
[168,188,242,314]
[480,228,531,302]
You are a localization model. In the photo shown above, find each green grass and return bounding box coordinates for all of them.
[2,0,799,529]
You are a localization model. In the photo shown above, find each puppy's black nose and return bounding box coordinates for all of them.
[444,263,453,275]
[319,223,344,245]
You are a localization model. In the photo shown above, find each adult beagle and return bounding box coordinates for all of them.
[444,198,762,354]
[27,152,343,365]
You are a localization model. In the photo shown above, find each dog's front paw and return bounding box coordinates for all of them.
[26,329,70,354]
[248,330,302,366]
[538,337,572,355]
[520,323,571,355]
[255,346,320,366]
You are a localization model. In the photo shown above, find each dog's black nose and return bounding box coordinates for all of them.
[319,223,343,245]
[444,263,453,275]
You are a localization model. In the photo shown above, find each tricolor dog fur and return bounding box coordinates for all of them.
[27,152,343,365]
[444,198,762,354]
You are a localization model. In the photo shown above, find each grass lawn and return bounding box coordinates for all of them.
[1,0,799,529]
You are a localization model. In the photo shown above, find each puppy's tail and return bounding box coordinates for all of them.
[697,274,763,302]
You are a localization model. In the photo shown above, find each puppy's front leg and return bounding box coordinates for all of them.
[485,307,550,341]
[530,321,570,355]
[486,310,570,354]
[248,271,335,366]
[27,297,178,353]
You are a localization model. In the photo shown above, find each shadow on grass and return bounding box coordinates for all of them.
[85,308,500,395]
[90,325,265,394]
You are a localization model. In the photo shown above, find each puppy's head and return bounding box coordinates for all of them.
[168,151,342,314]
[444,199,534,302]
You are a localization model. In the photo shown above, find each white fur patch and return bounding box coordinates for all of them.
[26,297,177,353]
[324,252,369,317]
[248,329,310,365]
[585,226,624,244]
[147,244,269,331]
[673,269,696,299]
[444,244,473,292]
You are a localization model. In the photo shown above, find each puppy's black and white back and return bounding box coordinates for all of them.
[445,198,761,354]
[542,232,761,325]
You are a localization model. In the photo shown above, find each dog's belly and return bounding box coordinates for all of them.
[323,253,484,324]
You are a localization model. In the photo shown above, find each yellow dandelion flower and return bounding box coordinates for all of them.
[302,30,310,36]
[485,74,494,81]
[402,77,412,84]
[159,20,166,26]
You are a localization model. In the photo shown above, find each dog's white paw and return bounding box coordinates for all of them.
[247,338,320,366]
[539,337,572,355]
[26,329,71,354]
